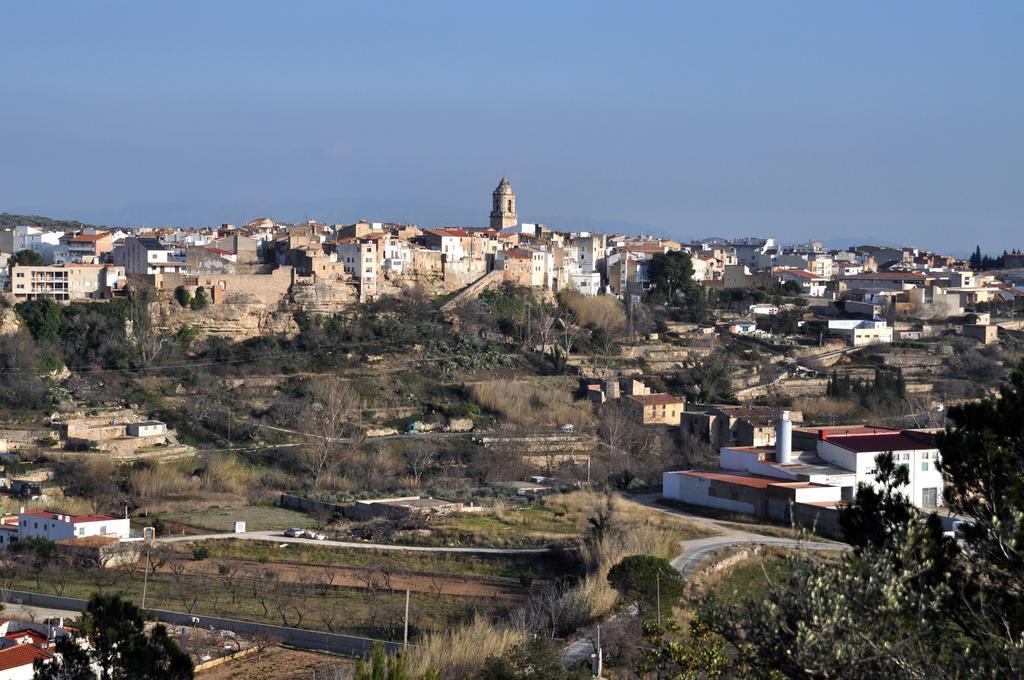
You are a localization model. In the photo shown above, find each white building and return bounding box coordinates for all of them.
[122,237,188,278]
[337,239,378,301]
[18,510,130,542]
[664,413,944,521]
[0,226,63,264]
[126,420,167,437]
[827,319,893,346]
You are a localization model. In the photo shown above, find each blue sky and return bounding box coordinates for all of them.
[1,1,1021,253]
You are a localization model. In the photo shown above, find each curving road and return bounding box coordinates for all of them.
[563,495,848,665]
[157,529,553,555]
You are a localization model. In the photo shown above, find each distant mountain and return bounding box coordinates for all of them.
[0,212,105,232]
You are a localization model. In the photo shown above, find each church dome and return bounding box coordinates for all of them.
[493,177,514,195]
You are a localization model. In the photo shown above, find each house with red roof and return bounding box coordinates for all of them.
[0,643,50,679]
[17,510,130,542]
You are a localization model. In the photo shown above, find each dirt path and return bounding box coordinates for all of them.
[197,646,354,679]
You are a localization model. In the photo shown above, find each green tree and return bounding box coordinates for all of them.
[190,286,209,310]
[646,251,695,303]
[607,555,684,619]
[636,618,728,679]
[15,298,67,344]
[38,593,193,680]
[174,285,192,308]
[10,248,44,267]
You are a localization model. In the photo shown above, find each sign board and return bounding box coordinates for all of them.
[142,526,156,545]
[234,521,246,534]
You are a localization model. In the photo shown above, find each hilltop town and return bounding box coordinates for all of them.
[0,180,1022,678]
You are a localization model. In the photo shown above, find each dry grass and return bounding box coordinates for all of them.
[129,453,255,505]
[410,492,711,677]
[559,292,626,333]
[408,614,528,679]
[3,496,94,516]
[471,378,593,428]
[792,397,860,425]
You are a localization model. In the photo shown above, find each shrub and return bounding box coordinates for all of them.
[607,554,684,619]
[190,287,209,310]
[190,545,211,561]
[173,286,192,308]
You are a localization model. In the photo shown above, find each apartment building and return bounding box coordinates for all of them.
[10,264,125,301]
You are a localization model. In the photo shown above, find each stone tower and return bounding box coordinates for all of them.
[490,177,517,229]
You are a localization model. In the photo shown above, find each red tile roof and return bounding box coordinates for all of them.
[775,268,821,280]
[824,430,936,453]
[0,644,49,672]
[425,228,469,238]
[678,470,830,490]
[5,629,49,646]
[628,393,684,406]
[20,511,119,524]
[67,232,109,243]
[679,470,776,489]
[842,272,928,281]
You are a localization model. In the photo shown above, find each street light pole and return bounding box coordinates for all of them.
[403,589,410,649]
[141,543,152,610]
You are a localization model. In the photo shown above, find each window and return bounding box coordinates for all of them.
[922,488,938,508]
[922,462,929,472]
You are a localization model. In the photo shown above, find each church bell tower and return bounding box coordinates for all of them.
[490,177,517,229]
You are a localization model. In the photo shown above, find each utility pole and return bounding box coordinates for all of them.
[403,589,410,649]
[141,543,152,610]
[655,569,663,626]
[628,294,636,344]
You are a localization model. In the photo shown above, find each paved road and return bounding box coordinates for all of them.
[158,530,553,555]
[563,495,848,665]
[4,603,81,624]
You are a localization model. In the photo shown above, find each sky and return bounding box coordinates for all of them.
[1,2,1021,254]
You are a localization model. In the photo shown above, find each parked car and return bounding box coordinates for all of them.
[284,527,304,538]
[303,530,327,540]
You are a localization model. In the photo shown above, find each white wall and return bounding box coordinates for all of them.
[792,485,843,504]
[19,514,130,541]
[662,472,757,514]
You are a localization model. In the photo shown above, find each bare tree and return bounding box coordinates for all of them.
[403,442,437,487]
[217,561,245,604]
[83,562,122,595]
[534,304,559,354]
[558,314,581,355]
[127,285,170,366]
[302,377,361,487]
[168,559,200,613]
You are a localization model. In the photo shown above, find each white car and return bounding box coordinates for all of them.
[284,527,304,538]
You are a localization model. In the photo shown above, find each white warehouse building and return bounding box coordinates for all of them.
[664,412,944,530]
[17,510,131,542]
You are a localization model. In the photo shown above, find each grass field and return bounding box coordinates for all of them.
[705,552,788,609]
[177,538,570,582]
[9,566,499,641]
[401,493,710,549]
[155,505,316,533]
